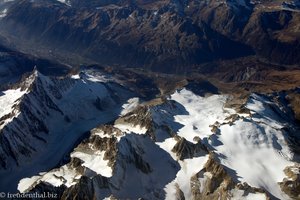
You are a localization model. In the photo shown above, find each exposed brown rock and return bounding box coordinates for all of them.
[172,137,208,160]
[175,183,185,200]
[279,165,300,200]
[70,157,85,174]
[61,176,108,200]
[91,125,123,138]
[120,106,153,129]
[77,126,119,169]
[191,153,269,200]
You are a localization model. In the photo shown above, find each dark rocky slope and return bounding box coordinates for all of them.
[0,0,299,72]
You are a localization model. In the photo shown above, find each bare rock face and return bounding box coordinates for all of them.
[117,105,158,139]
[172,137,208,160]
[175,183,185,200]
[61,175,109,200]
[120,106,153,130]
[70,157,85,174]
[76,133,118,169]
[190,154,269,200]
[91,125,123,138]
[279,165,300,200]
[190,154,235,200]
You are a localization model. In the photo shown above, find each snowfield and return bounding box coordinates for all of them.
[169,90,294,199]
[0,88,24,118]
[0,88,26,128]
[5,85,297,199]
[71,150,112,177]
[120,97,140,116]
[217,120,292,199]
[170,89,236,142]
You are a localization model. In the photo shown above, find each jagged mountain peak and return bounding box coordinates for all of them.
[15,87,300,199]
[0,0,299,198]
[0,69,137,188]
[0,61,299,199]
[0,69,48,132]
[18,68,51,91]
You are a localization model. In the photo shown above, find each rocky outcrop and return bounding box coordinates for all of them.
[23,123,180,199]
[116,105,158,139]
[61,175,109,200]
[172,136,208,160]
[76,132,118,169]
[191,154,269,200]
[119,106,153,130]
[175,183,185,200]
[279,165,300,200]
[190,154,235,200]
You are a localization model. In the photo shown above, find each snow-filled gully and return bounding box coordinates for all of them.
[15,88,298,200]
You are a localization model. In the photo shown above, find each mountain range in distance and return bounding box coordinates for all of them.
[0,0,299,200]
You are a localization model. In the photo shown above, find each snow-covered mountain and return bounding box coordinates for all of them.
[14,84,300,199]
[0,0,299,199]
[0,68,138,192]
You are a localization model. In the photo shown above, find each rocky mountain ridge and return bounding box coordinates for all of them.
[0,0,299,199]
[0,0,299,72]
[11,77,300,200]
[0,68,143,192]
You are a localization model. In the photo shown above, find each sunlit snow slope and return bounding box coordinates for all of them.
[16,87,300,200]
